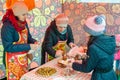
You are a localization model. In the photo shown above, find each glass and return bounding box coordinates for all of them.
[63,57,75,76]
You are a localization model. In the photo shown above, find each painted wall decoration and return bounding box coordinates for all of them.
[63,2,120,46]
[0,0,120,79]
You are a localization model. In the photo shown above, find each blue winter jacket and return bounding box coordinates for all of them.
[1,21,36,66]
[72,35,117,80]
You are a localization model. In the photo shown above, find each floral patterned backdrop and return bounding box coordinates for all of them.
[63,2,120,46]
[0,0,120,79]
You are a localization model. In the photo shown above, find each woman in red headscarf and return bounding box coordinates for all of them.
[1,1,39,80]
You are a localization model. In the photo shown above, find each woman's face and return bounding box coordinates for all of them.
[17,13,27,21]
[57,25,67,33]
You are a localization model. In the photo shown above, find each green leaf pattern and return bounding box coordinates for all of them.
[34,16,41,27]
[40,16,46,26]
[33,8,42,16]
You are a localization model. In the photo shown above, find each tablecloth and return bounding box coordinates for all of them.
[20,57,91,80]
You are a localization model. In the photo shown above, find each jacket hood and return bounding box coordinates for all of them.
[93,35,116,55]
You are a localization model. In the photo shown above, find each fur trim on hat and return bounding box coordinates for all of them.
[84,14,106,36]
[12,1,28,16]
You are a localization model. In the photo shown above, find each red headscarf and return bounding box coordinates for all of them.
[2,9,27,32]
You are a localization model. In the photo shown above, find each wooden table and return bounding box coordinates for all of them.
[20,57,91,80]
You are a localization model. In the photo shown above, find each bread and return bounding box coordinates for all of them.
[57,59,68,68]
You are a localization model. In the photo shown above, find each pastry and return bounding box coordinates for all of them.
[36,67,57,77]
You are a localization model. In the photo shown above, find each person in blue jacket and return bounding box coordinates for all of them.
[68,14,117,80]
[1,1,39,80]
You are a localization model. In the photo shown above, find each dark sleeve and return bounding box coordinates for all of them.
[72,45,99,73]
[43,29,56,57]
[67,25,74,45]
[1,23,31,52]
[26,24,37,43]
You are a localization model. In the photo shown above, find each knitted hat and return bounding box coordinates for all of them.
[84,14,106,36]
[55,13,69,27]
[12,1,28,16]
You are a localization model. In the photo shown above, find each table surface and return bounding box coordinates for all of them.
[20,57,91,80]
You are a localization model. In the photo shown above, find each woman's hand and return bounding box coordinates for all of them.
[74,60,83,64]
[30,44,39,50]
[67,46,81,57]
[69,42,76,48]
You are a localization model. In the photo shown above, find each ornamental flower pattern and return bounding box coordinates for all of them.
[45,7,51,15]
[112,4,120,13]
[63,2,120,45]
